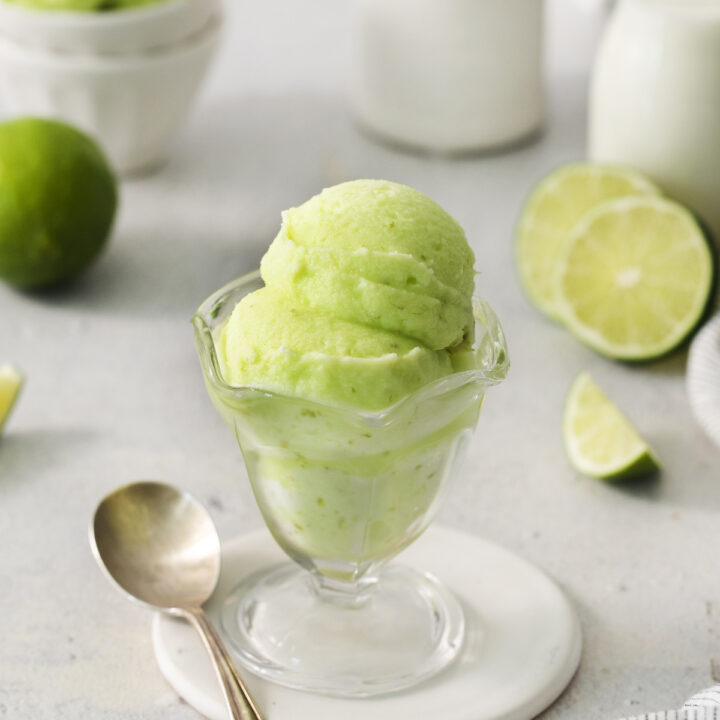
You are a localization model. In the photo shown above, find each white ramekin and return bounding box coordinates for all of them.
[0,0,220,54]
[0,14,221,175]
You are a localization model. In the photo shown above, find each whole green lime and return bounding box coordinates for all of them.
[0,118,117,289]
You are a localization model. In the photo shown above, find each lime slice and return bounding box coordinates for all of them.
[563,372,660,480]
[557,195,715,360]
[516,163,659,319]
[0,364,23,435]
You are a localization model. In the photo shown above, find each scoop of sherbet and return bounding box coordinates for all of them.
[217,287,453,410]
[260,180,475,351]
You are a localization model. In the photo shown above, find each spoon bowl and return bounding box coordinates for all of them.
[91,480,220,611]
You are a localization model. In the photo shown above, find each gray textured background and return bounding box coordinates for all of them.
[2,1,719,718]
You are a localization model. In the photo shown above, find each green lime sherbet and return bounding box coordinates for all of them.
[196,182,508,573]
[217,180,476,411]
[262,180,475,350]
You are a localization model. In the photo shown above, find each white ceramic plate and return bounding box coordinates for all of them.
[153,525,582,720]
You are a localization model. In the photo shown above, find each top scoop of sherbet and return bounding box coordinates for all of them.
[217,179,477,410]
[261,179,475,350]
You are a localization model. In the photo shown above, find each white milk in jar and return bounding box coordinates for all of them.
[350,0,545,153]
[590,0,720,243]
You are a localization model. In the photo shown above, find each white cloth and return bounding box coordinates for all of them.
[619,686,720,720]
[687,313,720,449]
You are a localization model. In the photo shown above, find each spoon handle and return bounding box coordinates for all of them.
[184,607,264,720]
[202,611,267,720]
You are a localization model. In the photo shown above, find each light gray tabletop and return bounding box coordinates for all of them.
[2,2,719,718]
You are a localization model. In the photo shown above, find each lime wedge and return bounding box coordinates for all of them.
[516,163,659,319]
[563,372,660,480]
[557,196,715,360]
[0,364,23,435]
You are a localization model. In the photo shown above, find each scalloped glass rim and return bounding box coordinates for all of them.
[192,270,509,427]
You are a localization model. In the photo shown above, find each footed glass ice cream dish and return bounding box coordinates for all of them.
[192,180,509,697]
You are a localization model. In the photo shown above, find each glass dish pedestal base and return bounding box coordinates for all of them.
[220,562,464,696]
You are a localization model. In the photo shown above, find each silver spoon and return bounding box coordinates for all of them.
[89,480,263,720]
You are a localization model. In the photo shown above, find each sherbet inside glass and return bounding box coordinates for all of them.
[193,180,509,696]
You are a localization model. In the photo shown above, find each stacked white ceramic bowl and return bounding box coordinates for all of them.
[0,0,222,175]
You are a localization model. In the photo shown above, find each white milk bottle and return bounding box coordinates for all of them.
[590,0,720,243]
[350,0,545,153]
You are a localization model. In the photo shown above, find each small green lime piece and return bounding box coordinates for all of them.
[516,163,659,319]
[557,195,715,360]
[563,372,660,480]
[0,118,117,289]
[0,364,23,435]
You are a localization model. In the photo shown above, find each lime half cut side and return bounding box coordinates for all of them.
[516,163,659,320]
[558,196,715,360]
[0,364,23,435]
[563,372,660,480]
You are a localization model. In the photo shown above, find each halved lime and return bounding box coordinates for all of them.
[563,372,659,480]
[516,163,659,319]
[0,364,23,435]
[557,196,715,360]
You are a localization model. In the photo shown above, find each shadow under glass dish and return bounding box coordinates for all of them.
[193,270,509,697]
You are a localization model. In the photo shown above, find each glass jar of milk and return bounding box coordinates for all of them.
[590,0,720,243]
[350,0,545,154]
